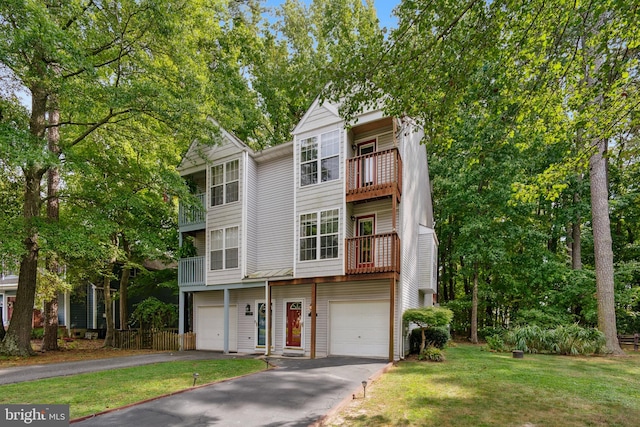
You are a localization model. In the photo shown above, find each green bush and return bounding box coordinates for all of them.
[485,334,509,352]
[409,326,450,352]
[501,324,605,355]
[424,326,450,349]
[31,328,44,339]
[130,297,178,329]
[418,346,445,362]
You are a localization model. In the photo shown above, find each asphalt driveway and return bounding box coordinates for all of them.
[71,355,390,427]
[1,351,389,426]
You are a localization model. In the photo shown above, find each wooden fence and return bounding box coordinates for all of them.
[114,329,196,351]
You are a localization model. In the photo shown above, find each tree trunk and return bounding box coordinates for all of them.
[0,84,48,356]
[42,97,61,352]
[0,310,5,341]
[470,263,479,344]
[103,272,115,347]
[119,267,130,330]
[589,138,623,355]
[572,220,582,270]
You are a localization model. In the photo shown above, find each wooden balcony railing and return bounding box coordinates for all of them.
[345,233,400,274]
[346,148,402,203]
[178,256,205,287]
[178,193,205,228]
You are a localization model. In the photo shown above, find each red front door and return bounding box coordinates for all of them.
[286,301,302,347]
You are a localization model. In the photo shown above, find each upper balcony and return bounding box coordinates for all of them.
[178,193,206,231]
[345,232,400,275]
[346,148,402,203]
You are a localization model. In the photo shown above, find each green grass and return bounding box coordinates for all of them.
[330,344,640,427]
[0,359,265,419]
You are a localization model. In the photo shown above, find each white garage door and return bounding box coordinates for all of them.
[196,305,237,351]
[329,300,389,357]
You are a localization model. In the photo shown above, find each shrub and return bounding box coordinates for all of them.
[419,346,445,362]
[31,328,44,339]
[424,326,450,349]
[130,297,178,329]
[485,334,509,352]
[502,324,605,355]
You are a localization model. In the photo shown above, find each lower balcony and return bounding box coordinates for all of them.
[178,256,205,287]
[345,233,400,274]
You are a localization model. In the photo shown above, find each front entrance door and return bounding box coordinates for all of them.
[356,215,375,268]
[285,301,303,348]
[256,300,274,349]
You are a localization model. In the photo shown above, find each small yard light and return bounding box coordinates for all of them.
[361,380,368,398]
[193,372,199,387]
[264,357,270,369]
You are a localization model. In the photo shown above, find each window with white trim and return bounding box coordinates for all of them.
[300,130,340,186]
[211,159,239,206]
[210,226,239,270]
[299,209,339,261]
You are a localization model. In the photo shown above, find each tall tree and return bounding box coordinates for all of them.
[330,0,638,354]
[0,0,217,356]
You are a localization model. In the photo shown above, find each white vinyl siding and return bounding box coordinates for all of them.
[245,156,259,274]
[254,153,294,272]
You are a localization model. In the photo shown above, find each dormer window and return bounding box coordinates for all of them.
[211,159,239,206]
[300,130,340,186]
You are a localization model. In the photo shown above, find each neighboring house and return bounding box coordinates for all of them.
[0,269,71,330]
[177,100,438,361]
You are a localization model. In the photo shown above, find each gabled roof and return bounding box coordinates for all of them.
[178,118,252,172]
[292,96,341,135]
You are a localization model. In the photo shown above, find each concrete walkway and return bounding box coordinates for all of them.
[1,352,391,427]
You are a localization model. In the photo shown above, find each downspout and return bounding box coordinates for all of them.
[265,281,270,356]
[223,288,230,354]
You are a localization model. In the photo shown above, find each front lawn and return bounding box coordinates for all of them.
[326,344,640,426]
[0,359,265,419]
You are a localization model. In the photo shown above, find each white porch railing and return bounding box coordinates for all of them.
[178,256,205,286]
[178,193,206,228]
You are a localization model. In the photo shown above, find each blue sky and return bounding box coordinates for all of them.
[263,0,400,30]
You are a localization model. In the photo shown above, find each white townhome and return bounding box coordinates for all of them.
[177,99,437,361]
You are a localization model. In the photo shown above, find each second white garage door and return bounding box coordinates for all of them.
[196,305,237,351]
[329,300,389,357]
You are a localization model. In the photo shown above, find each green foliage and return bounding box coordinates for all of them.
[485,335,509,352]
[410,326,450,352]
[418,346,446,362]
[511,309,573,329]
[129,297,177,329]
[403,307,454,329]
[502,324,605,355]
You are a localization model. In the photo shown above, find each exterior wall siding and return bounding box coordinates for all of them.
[206,151,245,285]
[246,156,259,274]
[397,122,431,354]
[294,120,346,278]
[255,154,294,272]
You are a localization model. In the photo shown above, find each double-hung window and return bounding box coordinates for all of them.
[299,209,339,261]
[211,159,239,206]
[300,130,340,186]
[210,226,239,270]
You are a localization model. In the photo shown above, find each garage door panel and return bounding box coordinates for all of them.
[196,305,237,351]
[329,301,389,357]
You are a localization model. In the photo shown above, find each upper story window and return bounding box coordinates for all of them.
[210,226,239,270]
[211,159,239,206]
[299,209,339,261]
[300,130,340,186]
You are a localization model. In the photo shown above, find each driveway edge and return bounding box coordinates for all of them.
[308,361,395,427]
